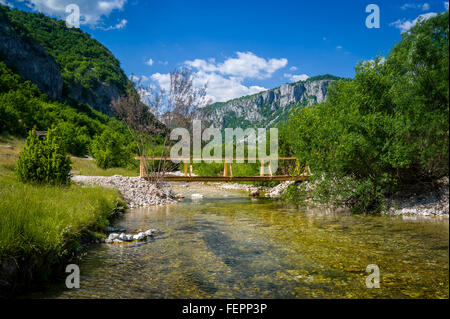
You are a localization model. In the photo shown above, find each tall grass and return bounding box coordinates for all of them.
[0,173,122,259]
[71,156,138,177]
[0,138,125,295]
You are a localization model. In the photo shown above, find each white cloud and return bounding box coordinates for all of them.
[445,1,449,10]
[129,74,149,82]
[148,52,288,103]
[99,18,127,30]
[390,12,437,32]
[401,2,430,10]
[16,0,127,28]
[0,0,14,7]
[289,66,298,71]
[284,73,309,82]
[336,45,343,50]
[145,58,154,66]
[185,51,287,80]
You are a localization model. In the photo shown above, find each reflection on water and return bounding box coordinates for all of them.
[37,185,448,299]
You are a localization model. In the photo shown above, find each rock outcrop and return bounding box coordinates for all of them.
[197,75,340,129]
[0,20,63,101]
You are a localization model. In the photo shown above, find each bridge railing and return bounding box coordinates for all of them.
[135,156,311,180]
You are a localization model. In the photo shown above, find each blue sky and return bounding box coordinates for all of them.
[3,0,449,102]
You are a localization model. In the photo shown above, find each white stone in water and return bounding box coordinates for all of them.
[191,193,204,199]
[119,233,127,240]
[108,233,119,240]
[144,229,154,236]
[133,232,146,241]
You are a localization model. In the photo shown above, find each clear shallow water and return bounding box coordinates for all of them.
[37,185,448,299]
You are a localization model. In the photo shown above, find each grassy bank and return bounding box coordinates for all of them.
[0,136,126,297]
[71,156,138,177]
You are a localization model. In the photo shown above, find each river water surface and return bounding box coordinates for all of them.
[39,184,448,299]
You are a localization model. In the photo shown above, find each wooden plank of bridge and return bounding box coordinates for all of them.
[145,175,309,182]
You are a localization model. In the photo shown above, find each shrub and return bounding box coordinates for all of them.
[16,128,72,185]
[281,12,449,213]
[89,127,133,169]
[53,121,90,156]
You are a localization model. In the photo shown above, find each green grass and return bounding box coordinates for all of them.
[0,172,122,259]
[0,136,126,295]
[71,156,138,177]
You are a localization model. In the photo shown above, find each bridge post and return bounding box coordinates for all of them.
[268,160,273,177]
[260,160,265,176]
[223,160,228,177]
[139,157,144,178]
[184,162,188,177]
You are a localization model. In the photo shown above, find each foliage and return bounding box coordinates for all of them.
[1,4,130,102]
[0,61,139,168]
[281,12,449,213]
[16,128,72,185]
[89,127,135,169]
[53,121,91,156]
[0,158,124,295]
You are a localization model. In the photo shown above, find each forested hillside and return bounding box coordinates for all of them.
[0,4,131,115]
[0,4,139,166]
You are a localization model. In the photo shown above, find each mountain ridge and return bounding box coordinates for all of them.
[198,74,342,129]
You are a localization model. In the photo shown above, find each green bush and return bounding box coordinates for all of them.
[280,12,449,213]
[16,128,72,185]
[53,121,90,156]
[89,127,133,169]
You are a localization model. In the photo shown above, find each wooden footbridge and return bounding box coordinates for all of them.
[136,157,311,182]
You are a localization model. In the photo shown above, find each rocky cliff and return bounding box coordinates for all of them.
[198,75,341,129]
[0,4,130,115]
[0,19,63,101]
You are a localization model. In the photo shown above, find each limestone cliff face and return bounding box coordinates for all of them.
[0,21,63,101]
[198,76,339,129]
[0,5,130,115]
[66,79,123,116]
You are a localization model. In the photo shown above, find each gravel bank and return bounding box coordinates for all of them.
[72,175,177,208]
[217,178,449,217]
[216,181,294,198]
[385,177,449,217]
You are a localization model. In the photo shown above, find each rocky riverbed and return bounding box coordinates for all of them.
[72,174,448,217]
[72,175,178,208]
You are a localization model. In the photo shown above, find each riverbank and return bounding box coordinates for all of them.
[72,175,178,208]
[0,140,128,297]
[0,172,126,297]
[212,179,449,217]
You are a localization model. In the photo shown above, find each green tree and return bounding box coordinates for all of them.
[282,12,449,213]
[16,127,72,185]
